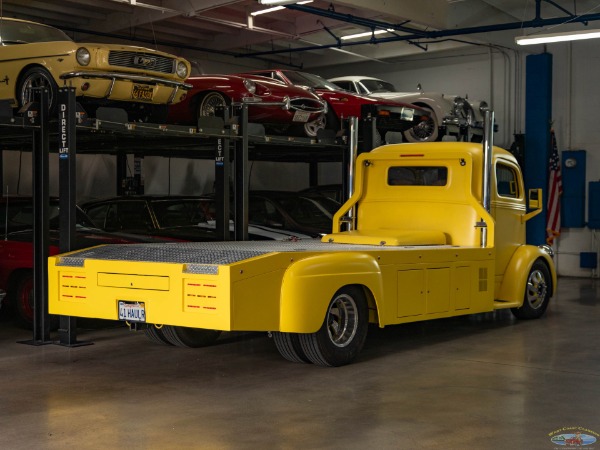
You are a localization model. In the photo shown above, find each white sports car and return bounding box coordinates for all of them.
[329,75,489,142]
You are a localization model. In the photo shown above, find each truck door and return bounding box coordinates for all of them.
[491,159,526,283]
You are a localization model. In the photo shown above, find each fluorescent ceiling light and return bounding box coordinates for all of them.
[515,29,600,45]
[341,29,394,41]
[107,0,178,13]
[252,1,312,16]
[258,0,304,5]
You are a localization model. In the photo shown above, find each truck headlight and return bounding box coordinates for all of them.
[76,47,91,66]
[539,244,555,258]
[176,61,188,79]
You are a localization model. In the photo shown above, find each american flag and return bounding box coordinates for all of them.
[546,129,562,244]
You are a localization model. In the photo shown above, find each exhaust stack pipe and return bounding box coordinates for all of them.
[482,109,494,213]
[479,109,494,247]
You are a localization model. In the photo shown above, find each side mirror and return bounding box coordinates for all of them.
[528,188,542,209]
[522,188,543,223]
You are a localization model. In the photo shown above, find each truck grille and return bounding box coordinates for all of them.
[108,51,175,74]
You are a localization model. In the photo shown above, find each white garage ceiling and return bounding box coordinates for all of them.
[2,0,600,69]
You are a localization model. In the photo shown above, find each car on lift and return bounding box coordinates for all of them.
[0,17,191,122]
[237,69,431,141]
[246,190,340,237]
[166,74,326,137]
[80,195,314,240]
[0,197,171,328]
[328,75,489,142]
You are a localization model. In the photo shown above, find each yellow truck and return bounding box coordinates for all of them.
[49,141,556,366]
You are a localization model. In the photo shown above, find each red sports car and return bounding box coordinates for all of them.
[167,74,326,137]
[238,69,430,140]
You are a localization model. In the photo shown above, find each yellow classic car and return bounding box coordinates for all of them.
[0,17,192,122]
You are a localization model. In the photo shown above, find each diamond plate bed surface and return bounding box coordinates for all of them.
[56,239,452,268]
[57,240,348,267]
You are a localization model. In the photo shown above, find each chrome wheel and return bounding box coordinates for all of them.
[304,114,325,137]
[511,260,552,320]
[326,293,358,348]
[525,268,548,310]
[404,107,439,142]
[299,286,368,366]
[198,92,228,117]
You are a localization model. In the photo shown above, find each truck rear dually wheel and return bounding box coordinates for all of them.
[299,286,368,367]
[161,325,221,348]
[511,260,551,319]
[273,332,310,363]
[144,325,173,346]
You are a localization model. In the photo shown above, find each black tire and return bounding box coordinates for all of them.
[299,285,369,367]
[144,325,173,346]
[273,332,311,363]
[403,107,439,142]
[196,91,230,123]
[511,260,552,320]
[161,325,222,348]
[13,272,59,330]
[18,66,58,112]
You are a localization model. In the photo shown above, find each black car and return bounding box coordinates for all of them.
[81,195,313,241]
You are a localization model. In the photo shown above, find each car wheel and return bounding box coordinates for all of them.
[196,91,230,122]
[511,260,552,320]
[144,325,173,346]
[304,107,339,138]
[273,332,310,363]
[403,107,439,142]
[18,66,58,112]
[299,285,368,367]
[161,325,222,348]
[14,271,58,330]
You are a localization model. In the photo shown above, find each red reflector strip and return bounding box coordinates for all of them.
[378,110,391,116]
[203,307,216,310]
[399,154,425,157]
[187,305,201,309]
[203,284,217,288]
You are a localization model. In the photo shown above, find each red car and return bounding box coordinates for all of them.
[238,69,430,139]
[167,74,326,137]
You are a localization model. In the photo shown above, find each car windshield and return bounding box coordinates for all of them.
[283,71,341,91]
[0,20,72,45]
[0,201,96,233]
[276,195,336,226]
[361,79,397,93]
[150,199,208,228]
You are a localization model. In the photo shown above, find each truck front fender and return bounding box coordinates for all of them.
[497,245,556,304]
[279,252,383,333]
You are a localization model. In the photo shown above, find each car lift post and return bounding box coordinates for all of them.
[56,87,91,347]
[19,87,52,346]
[234,104,249,241]
[215,107,231,241]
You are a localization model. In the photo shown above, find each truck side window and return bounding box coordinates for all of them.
[388,166,447,186]
[496,164,519,198]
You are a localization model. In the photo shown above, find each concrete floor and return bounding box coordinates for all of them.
[0,277,599,450]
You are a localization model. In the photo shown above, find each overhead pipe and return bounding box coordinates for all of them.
[237,1,600,58]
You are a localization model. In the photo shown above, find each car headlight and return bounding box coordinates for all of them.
[76,47,91,66]
[243,79,256,95]
[539,244,555,258]
[176,61,188,79]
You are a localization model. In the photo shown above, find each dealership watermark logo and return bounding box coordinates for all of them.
[549,427,598,447]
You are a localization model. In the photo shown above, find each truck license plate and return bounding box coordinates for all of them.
[118,301,146,322]
[132,84,154,101]
[292,110,310,122]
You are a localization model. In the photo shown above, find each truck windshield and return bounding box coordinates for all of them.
[388,166,448,186]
